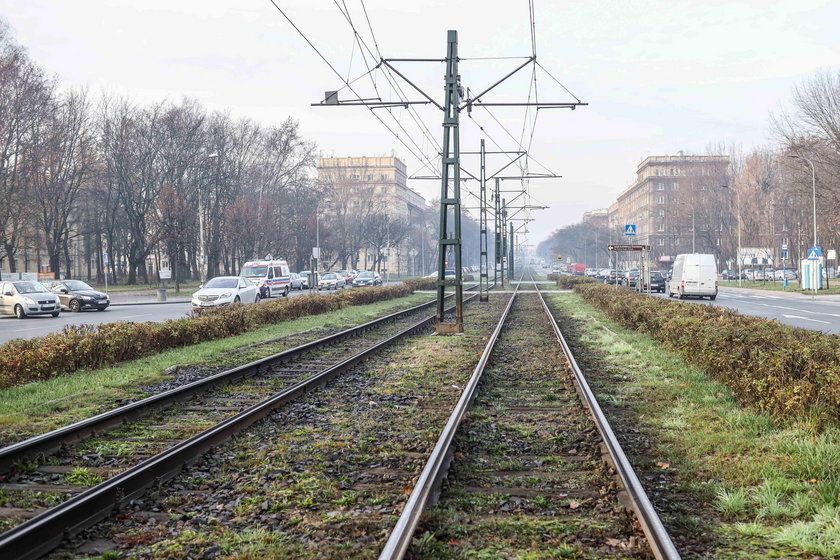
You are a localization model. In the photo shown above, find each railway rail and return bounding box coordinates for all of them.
[0,292,475,559]
[1,276,680,558]
[382,275,681,559]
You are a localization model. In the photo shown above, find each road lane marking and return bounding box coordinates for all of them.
[782,314,831,324]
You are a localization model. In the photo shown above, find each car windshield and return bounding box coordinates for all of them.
[64,280,94,291]
[12,281,48,294]
[240,265,267,277]
[651,272,663,279]
[323,273,337,279]
[205,278,238,289]
[357,272,374,279]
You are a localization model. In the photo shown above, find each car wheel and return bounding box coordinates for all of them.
[255,292,261,303]
[69,299,81,312]
[710,294,717,301]
[14,304,26,319]
[234,296,240,303]
[283,286,289,297]
[678,288,685,300]
[97,307,107,311]
[51,311,60,317]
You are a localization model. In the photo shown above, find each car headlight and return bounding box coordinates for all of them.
[220,292,232,298]
[23,297,36,305]
[81,295,93,301]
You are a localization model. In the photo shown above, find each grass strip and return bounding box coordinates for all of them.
[547,292,840,559]
[574,282,840,427]
[0,293,433,443]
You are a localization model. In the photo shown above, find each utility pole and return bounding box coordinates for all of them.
[435,30,464,333]
[494,179,502,287]
[509,222,515,279]
[479,140,489,302]
[500,198,507,287]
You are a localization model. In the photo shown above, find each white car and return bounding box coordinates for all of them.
[318,272,343,290]
[192,276,260,309]
[0,280,61,318]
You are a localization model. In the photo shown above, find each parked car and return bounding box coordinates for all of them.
[626,270,640,287]
[643,271,666,293]
[721,269,745,281]
[289,272,305,290]
[353,271,383,287]
[773,269,798,281]
[337,270,356,285]
[192,276,259,309]
[318,272,343,290]
[0,280,61,318]
[299,270,318,288]
[42,279,110,312]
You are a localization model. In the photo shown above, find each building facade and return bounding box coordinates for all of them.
[316,156,427,275]
[608,152,730,267]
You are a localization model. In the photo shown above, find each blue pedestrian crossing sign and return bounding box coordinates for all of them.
[808,246,822,260]
[624,224,636,236]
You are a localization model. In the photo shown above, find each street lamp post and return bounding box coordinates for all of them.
[787,154,817,295]
[720,185,742,287]
[679,202,695,253]
[199,153,219,285]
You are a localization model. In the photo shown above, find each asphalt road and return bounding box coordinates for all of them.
[0,286,317,345]
[650,288,840,334]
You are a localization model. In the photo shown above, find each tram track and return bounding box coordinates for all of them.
[0,292,476,559]
[383,274,680,559]
[7,276,681,559]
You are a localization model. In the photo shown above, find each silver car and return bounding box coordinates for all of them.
[191,276,260,309]
[0,280,61,318]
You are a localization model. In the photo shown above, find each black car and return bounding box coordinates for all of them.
[721,269,745,280]
[643,271,666,293]
[42,279,110,311]
[353,271,382,287]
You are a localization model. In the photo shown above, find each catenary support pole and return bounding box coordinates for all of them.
[436,30,464,333]
[479,140,489,301]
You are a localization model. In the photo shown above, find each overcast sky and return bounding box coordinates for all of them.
[1,0,838,248]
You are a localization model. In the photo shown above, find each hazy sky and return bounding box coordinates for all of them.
[1,0,838,247]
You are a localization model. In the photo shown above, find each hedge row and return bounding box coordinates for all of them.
[403,276,476,291]
[573,283,840,425]
[0,284,415,389]
[556,276,596,289]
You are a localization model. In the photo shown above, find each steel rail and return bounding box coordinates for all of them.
[0,292,459,474]
[532,276,681,560]
[0,294,478,560]
[379,277,522,560]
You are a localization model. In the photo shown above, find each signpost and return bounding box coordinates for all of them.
[624,225,636,236]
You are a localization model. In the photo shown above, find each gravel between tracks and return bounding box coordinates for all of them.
[48,296,509,558]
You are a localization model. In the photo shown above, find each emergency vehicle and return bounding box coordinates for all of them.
[239,258,291,298]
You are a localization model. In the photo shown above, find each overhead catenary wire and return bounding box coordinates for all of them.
[267,0,440,177]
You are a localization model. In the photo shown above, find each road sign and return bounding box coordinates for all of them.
[624,224,636,236]
[829,249,837,260]
[556,254,563,261]
[808,246,822,260]
[103,252,109,265]
[158,269,172,280]
[565,257,571,264]
[608,244,650,252]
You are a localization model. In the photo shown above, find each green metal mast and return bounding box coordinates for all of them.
[479,139,489,302]
[436,30,463,334]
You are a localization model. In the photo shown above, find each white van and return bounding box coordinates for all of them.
[668,253,718,300]
[239,259,291,298]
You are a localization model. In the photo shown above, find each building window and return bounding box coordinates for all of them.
[656,182,665,191]
[380,174,387,180]
[672,182,679,190]
[657,195,665,204]
[367,175,373,181]
[670,168,677,176]
[657,209,665,217]
[656,223,665,232]
[658,238,665,246]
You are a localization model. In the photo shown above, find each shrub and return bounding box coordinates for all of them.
[0,284,416,389]
[571,283,840,426]
[557,276,595,289]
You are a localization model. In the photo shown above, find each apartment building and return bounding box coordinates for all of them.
[608,152,730,267]
[316,156,427,274]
